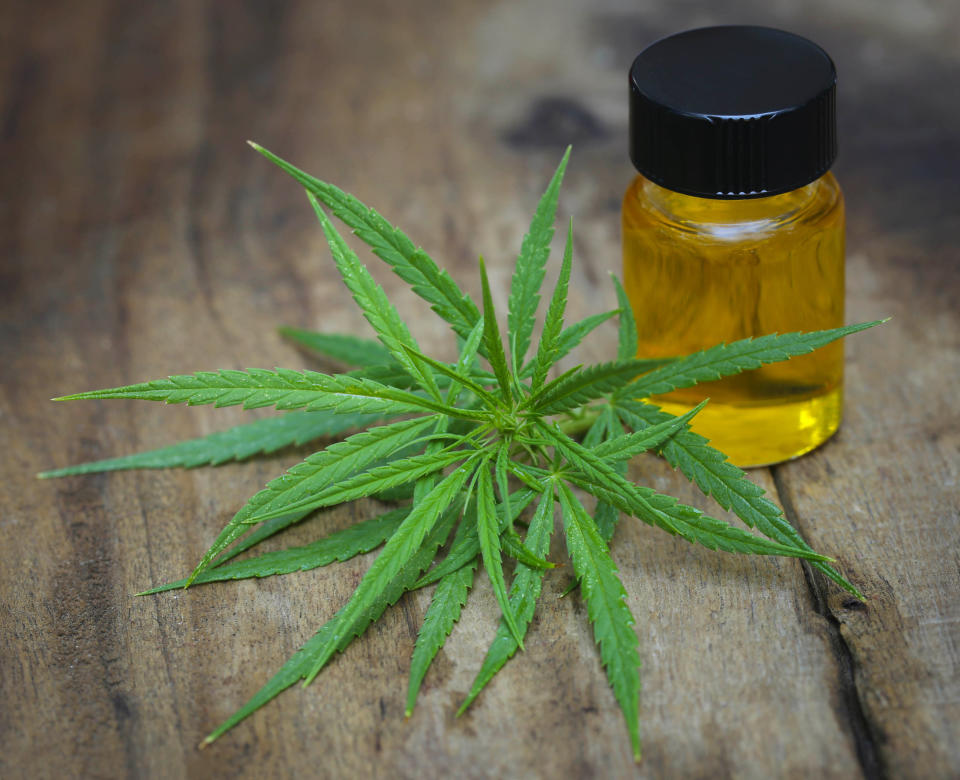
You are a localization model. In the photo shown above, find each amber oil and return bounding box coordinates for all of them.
[622,173,845,467]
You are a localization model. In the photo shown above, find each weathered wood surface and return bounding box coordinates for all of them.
[1,1,957,778]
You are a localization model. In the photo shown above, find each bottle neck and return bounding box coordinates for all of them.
[632,173,837,239]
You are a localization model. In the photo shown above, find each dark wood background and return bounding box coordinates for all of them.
[2,1,957,777]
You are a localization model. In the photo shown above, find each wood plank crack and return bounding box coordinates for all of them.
[771,467,887,780]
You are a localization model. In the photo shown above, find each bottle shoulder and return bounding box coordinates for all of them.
[623,172,843,241]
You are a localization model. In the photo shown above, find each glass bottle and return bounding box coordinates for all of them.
[623,26,845,467]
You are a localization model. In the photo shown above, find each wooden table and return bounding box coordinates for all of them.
[2,1,957,777]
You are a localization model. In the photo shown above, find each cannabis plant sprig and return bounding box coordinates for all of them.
[47,144,882,759]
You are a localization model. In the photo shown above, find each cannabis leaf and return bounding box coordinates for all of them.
[559,481,642,760]
[38,410,383,478]
[46,145,883,759]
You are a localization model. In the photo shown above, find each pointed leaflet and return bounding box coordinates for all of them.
[412,489,536,588]
[583,404,614,450]
[460,486,555,712]
[309,195,441,401]
[591,401,706,463]
[453,317,486,381]
[442,316,488,407]
[277,327,486,395]
[616,399,864,599]
[404,412,474,716]
[528,359,662,416]
[612,275,638,362]
[39,410,383,478]
[412,416,452,503]
[560,410,624,598]
[569,469,833,559]
[203,505,459,744]
[405,560,477,716]
[249,143,481,342]
[501,528,553,570]
[494,440,512,541]
[399,343,502,410]
[519,310,619,379]
[508,146,570,370]
[187,416,437,583]
[583,406,622,543]
[520,310,617,378]
[209,508,318,567]
[560,404,640,596]
[214,438,443,563]
[478,256,515,398]
[540,422,833,560]
[558,482,642,760]
[621,321,884,398]
[505,459,549,494]
[303,454,482,683]
[245,447,473,524]
[477,465,525,648]
[140,507,408,594]
[54,368,482,419]
[529,220,573,393]
[350,363,437,390]
[278,327,394,368]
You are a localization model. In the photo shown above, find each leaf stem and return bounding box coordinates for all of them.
[555,406,604,438]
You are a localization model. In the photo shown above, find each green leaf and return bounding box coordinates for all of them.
[529,220,573,393]
[501,527,554,570]
[308,195,441,401]
[593,470,624,543]
[453,318,486,377]
[519,310,618,379]
[459,486,555,712]
[573,469,833,559]
[349,364,424,390]
[250,142,481,343]
[494,440,512,538]
[612,275,638,362]
[476,465,525,649]
[208,508,318,567]
[203,502,459,744]
[505,460,549,494]
[405,560,477,716]
[54,368,476,418]
[302,454,481,683]
[139,507,408,594]
[621,321,885,398]
[582,405,614,449]
[541,423,833,561]
[446,317,487,410]
[562,409,623,598]
[412,489,536,588]
[615,399,864,600]
[558,482,642,761]
[38,410,383,478]
[399,343,501,410]
[508,146,570,370]
[584,406,622,542]
[278,327,394,368]
[596,421,626,545]
[478,256,515,398]
[552,310,620,364]
[591,401,706,462]
[528,359,657,415]
[245,446,474,525]
[189,416,438,582]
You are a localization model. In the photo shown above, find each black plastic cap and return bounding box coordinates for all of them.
[629,26,837,199]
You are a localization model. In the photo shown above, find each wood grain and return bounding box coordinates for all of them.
[1,0,957,778]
